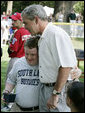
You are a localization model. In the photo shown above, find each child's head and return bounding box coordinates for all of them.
[66,81,84,112]
[24,35,40,66]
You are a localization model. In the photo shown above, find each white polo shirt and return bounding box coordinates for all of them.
[38,22,77,83]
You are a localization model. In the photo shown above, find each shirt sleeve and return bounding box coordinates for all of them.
[50,28,77,67]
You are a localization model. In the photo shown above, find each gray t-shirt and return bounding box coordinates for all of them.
[7,56,40,108]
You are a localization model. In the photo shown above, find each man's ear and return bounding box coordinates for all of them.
[35,16,39,24]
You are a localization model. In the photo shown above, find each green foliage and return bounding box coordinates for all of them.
[1,1,55,14]
[37,1,54,7]
[73,1,84,15]
[12,1,54,13]
[1,1,7,14]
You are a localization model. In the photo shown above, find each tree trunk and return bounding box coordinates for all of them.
[6,1,13,15]
[54,1,77,22]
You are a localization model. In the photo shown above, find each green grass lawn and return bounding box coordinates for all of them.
[1,61,9,94]
[1,45,10,96]
[1,38,84,97]
[71,38,84,82]
[71,38,84,50]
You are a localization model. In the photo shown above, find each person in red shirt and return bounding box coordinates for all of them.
[6,12,31,78]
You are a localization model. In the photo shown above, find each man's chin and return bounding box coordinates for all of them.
[29,63,36,66]
[29,62,38,66]
[30,31,37,35]
[28,62,34,66]
[27,60,37,66]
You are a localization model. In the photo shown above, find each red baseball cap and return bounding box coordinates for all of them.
[10,12,22,21]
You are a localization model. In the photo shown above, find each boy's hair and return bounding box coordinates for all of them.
[67,81,84,112]
[24,35,40,51]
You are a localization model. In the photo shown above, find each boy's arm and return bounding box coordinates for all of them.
[3,82,15,93]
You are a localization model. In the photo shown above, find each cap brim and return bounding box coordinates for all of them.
[10,15,18,20]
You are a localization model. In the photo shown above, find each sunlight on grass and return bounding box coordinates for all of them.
[71,38,84,50]
[1,45,10,62]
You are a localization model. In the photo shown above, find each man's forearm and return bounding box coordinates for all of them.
[54,67,71,92]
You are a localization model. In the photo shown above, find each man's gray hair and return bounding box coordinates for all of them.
[21,4,48,20]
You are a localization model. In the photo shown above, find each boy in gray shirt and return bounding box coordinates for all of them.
[3,36,40,112]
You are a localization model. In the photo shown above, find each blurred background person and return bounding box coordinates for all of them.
[55,10,64,22]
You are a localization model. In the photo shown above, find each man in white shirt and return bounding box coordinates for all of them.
[21,5,79,112]
[2,37,40,112]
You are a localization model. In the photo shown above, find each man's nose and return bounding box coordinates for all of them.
[28,55,32,60]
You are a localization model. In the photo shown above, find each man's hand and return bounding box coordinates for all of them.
[7,47,14,55]
[7,47,12,55]
[47,94,59,109]
[70,67,82,80]
[1,90,10,103]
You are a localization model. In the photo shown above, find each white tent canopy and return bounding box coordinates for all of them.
[43,6,54,16]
